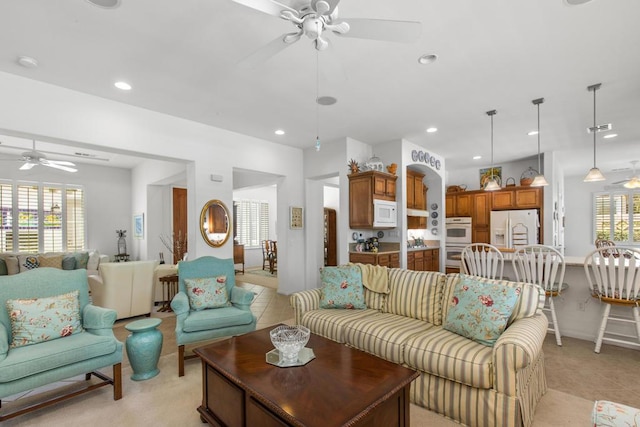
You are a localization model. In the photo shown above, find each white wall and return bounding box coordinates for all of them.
[0,161,131,258]
[0,72,305,295]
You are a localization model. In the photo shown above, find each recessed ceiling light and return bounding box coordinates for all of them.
[418,54,438,65]
[114,81,132,91]
[527,130,538,136]
[426,127,438,133]
[603,133,618,139]
[473,155,482,160]
[275,129,285,136]
[17,56,38,68]
[316,96,337,106]
[85,0,121,8]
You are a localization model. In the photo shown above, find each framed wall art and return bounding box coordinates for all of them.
[289,206,303,229]
[133,213,144,239]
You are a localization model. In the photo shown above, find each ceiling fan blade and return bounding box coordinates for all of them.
[19,162,36,170]
[335,18,421,43]
[230,0,298,18]
[45,159,77,167]
[40,159,77,173]
[238,33,296,69]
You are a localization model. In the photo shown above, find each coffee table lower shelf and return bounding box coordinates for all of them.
[194,326,418,427]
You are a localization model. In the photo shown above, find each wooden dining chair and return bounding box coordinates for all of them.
[261,240,270,270]
[512,245,566,346]
[584,247,640,353]
[461,243,504,280]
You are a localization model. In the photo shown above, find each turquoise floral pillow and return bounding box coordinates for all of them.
[6,290,84,348]
[185,276,231,311]
[443,274,520,346]
[320,265,366,309]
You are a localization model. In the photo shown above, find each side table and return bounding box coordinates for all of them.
[125,317,163,381]
[158,274,179,312]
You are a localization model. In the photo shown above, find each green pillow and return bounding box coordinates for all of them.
[0,258,7,276]
[319,265,366,309]
[184,276,231,311]
[62,255,77,270]
[73,252,89,269]
[443,274,519,347]
[6,290,84,348]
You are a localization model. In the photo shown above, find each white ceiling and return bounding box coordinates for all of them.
[0,0,639,177]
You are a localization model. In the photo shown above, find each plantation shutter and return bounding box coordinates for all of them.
[0,182,12,252]
[43,186,64,252]
[17,184,39,252]
[235,200,270,248]
[66,187,85,251]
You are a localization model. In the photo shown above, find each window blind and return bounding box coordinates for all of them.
[234,200,269,248]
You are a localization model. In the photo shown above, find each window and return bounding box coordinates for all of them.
[0,181,85,252]
[234,200,269,248]
[594,190,640,244]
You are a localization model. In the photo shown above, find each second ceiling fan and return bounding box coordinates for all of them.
[233,0,421,67]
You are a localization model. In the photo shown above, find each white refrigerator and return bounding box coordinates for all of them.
[490,209,539,249]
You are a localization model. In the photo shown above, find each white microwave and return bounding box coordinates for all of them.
[373,199,397,228]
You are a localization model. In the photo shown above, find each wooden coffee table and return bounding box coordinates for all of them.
[194,325,419,427]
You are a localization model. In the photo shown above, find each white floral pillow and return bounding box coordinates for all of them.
[184,276,231,310]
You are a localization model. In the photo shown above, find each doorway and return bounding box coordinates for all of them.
[324,208,337,266]
[172,187,187,264]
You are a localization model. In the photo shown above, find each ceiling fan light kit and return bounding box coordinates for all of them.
[530,98,549,187]
[0,140,78,173]
[584,83,606,182]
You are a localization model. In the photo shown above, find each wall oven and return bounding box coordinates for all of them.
[445,244,466,269]
[445,217,472,244]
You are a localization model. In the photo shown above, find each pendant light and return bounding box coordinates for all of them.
[584,83,606,182]
[484,110,501,191]
[530,98,549,187]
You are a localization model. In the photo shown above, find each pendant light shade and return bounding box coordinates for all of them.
[584,83,606,182]
[530,98,549,187]
[484,110,501,191]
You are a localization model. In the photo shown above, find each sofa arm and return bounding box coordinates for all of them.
[170,291,190,316]
[290,288,322,325]
[492,313,548,396]
[230,286,255,310]
[83,304,118,336]
[0,327,8,362]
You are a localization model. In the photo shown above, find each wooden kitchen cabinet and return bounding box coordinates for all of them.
[472,192,491,243]
[407,168,427,229]
[350,252,400,268]
[407,248,439,272]
[446,186,544,244]
[445,193,472,217]
[349,171,398,229]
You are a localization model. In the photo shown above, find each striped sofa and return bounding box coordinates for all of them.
[290,270,548,427]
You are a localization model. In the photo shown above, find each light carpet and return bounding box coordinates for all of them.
[2,353,594,426]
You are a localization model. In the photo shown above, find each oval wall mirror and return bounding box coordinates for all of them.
[199,199,231,247]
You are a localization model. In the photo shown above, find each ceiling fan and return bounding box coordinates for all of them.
[233,0,421,67]
[612,160,640,189]
[0,140,78,172]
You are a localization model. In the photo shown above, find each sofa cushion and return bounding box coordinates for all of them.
[343,312,435,364]
[384,269,443,324]
[62,255,77,270]
[38,254,63,269]
[442,274,544,327]
[403,326,494,390]
[0,257,7,276]
[319,265,366,309]
[185,276,231,310]
[73,251,90,269]
[442,274,519,347]
[183,306,254,332]
[7,290,84,348]
[18,255,39,272]
[363,288,386,311]
[3,256,19,275]
[87,250,101,271]
[301,308,379,343]
[0,332,118,383]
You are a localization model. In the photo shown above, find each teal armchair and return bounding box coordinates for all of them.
[0,268,122,421]
[171,256,256,376]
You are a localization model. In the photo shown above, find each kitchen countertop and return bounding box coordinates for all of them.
[407,246,440,252]
[349,249,400,255]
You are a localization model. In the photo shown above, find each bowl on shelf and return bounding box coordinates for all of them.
[270,325,310,365]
